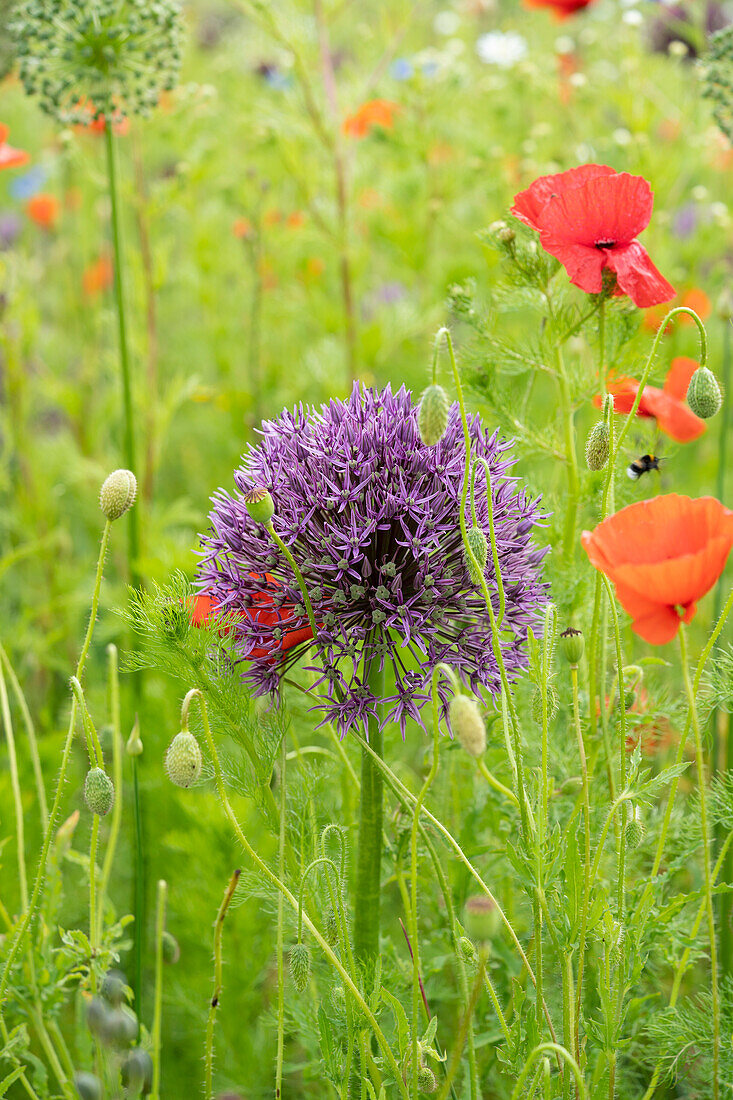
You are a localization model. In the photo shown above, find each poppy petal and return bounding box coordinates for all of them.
[603,241,676,308]
[613,580,685,644]
[613,534,733,607]
[537,239,606,294]
[537,172,654,246]
[664,356,698,400]
[511,164,615,230]
[652,392,706,442]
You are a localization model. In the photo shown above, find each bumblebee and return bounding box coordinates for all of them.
[627,453,661,481]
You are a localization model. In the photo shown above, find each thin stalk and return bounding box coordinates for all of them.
[276,737,286,1099]
[555,344,580,560]
[409,673,442,1097]
[477,758,520,809]
[131,753,144,1027]
[0,642,48,830]
[188,690,409,1099]
[204,869,241,1100]
[680,625,719,1099]
[0,657,28,912]
[354,660,385,964]
[562,953,575,1100]
[0,520,112,1006]
[150,880,167,1100]
[511,1045,586,1100]
[89,815,100,993]
[571,664,591,1064]
[97,645,123,942]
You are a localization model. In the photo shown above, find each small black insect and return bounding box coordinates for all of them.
[627,453,661,480]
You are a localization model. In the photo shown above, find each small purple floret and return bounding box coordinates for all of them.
[197,383,549,735]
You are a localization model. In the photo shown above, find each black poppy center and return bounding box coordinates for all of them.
[595,239,616,250]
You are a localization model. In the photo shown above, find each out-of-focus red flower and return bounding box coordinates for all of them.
[582,494,733,644]
[286,210,305,229]
[74,100,130,136]
[83,254,114,297]
[343,99,399,139]
[593,357,705,442]
[0,123,30,171]
[26,193,60,230]
[191,579,314,660]
[644,287,712,333]
[525,0,596,15]
[512,165,675,308]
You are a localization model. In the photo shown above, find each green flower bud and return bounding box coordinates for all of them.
[99,468,137,521]
[463,895,500,944]
[325,907,339,946]
[418,384,450,446]
[418,1065,438,1093]
[449,694,486,758]
[126,715,143,756]
[100,970,126,1007]
[84,767,114,816]
[289,943,311,992]
[243,485,275,524]
[102,1005,138,1047]
[608,921,625,968]
[585,420,610,471]
[164,730,202,788]
[532,683,558,726]
[559,627,584,666]
[464,525,488,585]
[74,1072,103,1100]
[625,807,645,851]
[86,997,109,1036]
[121,1048,153,1095]
[458,936,477,966]
[687,366,723,419]
[162,930,180,964]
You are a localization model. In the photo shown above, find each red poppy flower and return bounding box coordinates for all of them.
[343,99,399,139]
[582,494,733,644]
[525,0,596,16]
[593,357,705,443]
[0,124,30,172]
[191,577,313,660]
[512,165,675,308]
[26,193,60,230]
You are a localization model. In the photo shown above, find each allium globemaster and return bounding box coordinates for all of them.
[197,383,549,734]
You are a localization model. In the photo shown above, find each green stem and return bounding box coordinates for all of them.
[555,345,580,561]
[511,1044,586,1100]
[98,645,123,942]
[276,736,286,1099]
[680,625,719,1100]
[354,660,385,964]
[131,752,144,1028]
[103,123,141,589]
[150,879,167,1100]
[89,815,100,993]
[561,953,575,1100]
[204,869,241,1100]
[0,656,28,912]
[571,665,591,1064]
[0,642,48,831]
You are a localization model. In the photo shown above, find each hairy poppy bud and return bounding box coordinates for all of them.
[102,1006,138,1047]
[585,420,610,471]
[559,627,584,666]
[418,1066,438,1093]
[86,997,109,1036]
[625,806,645,850]
[418,384,450,446]
[165,730,202,788]
[126,715,143,757]
[74,1073,103,1100]
[100,970,126,1007]
[243,485,275,524]
[289,943,311,992]
[163,931,180,964]
[463,895,500,943]
[325,907,339,946]
[458,936,477,965]
[121,1048,153,1095]
[84,767,114,816]
[464,525,488,585]
[687,366,722,419]
[609,921,624,967]
[532,683,558,726]
[449,694,486,757]
[100,469,137,521]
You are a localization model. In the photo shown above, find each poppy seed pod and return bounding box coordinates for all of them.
[418,1065,438,1093]
[449,694,486,757]
[559,627,584,666]
[164,730,202,788]
[84,767,115,816]
[100,469,137,521]
[686,366,723,419]
[418,383,450,446]
[464,525,488,585]
[585,420,610,471]
[463,895,500,943]
[243,485,275,525]
[289,943,311,992]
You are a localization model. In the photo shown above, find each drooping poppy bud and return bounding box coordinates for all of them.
[449,694,486,757]
[418,384,449,446]
[463,525,488,585]
[100,469,137,521]
[585,420,610,470]
[686,366,722,419]
[84,767,115,816]
[164,730,202,788]
[289,943,311,992]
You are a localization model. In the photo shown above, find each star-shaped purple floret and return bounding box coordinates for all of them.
[197,383,549,735]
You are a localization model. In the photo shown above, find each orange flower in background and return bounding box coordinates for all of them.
[286,210,305,229]
[582,494,733,644]
[593,357,705,443]
[643,288,712,333]
[26,193,60,230]
[0,123,30,171]
[525,0,596,16]
[83,254,114,297]
[233,217,253,239]
[343,99,399,139]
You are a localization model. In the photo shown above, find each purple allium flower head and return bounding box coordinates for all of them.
[197,383,549,736]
